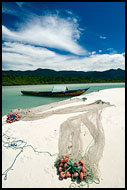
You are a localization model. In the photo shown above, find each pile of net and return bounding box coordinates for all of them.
[55,100,113,187]
[54,155,100,187]
[10,99,113,187]
[6,112,21,123]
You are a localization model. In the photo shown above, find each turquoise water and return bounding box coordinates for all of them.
[2,83,125,116]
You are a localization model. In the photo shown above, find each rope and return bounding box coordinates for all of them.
[54,136,100,188]
[2,149,23,180]
[24,144,58,157]
[54,155,100,188]
[68,162,100,188]
[3,133,100,187]
[2,128,100,187]
[2,133,58,181]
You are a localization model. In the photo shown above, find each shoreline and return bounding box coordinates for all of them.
[2,82,125,87]
[2,84,125,117]
[2,88,125,188]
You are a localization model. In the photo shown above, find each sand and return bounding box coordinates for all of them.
[2,88,125,188]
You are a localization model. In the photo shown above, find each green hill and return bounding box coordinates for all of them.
[2,68,125,86]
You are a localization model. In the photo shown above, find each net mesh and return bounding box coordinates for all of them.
[12,100,113,178]
[56,100,112,178]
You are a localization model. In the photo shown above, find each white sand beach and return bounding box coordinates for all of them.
[2,88,125,188]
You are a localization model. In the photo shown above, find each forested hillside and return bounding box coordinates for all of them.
[2,68,125,86]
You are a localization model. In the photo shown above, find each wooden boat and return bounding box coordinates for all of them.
[21,86,89,97]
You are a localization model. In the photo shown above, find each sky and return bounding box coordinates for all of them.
[2,2,125,71]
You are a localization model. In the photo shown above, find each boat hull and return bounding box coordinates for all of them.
[21,88,89,97]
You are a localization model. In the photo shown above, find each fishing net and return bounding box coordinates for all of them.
[12,99,113,180]
[58,100,112,178]
[6,112,21,123]
[11,98,83,119]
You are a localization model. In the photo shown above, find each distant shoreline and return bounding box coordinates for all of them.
[2,68,125,86]
[2,81,125,86]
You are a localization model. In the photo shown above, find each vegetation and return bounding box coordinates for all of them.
[2,73,125,86]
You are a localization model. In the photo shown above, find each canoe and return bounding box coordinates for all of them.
[21,88,89,97]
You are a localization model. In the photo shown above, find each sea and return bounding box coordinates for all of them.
[2,83,125,116]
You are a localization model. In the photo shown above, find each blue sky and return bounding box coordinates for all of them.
[2,2,125,71]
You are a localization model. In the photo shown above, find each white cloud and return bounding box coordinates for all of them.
[91,51,96,55]
[109,50,118,54]
[107,48,113,51]
[2,2,35,21]
[2,4,17,16]
[2,42,77,70]
[82,53,125,71]
[107,48,118,54]
[2,14,87,55]
[99,35,107,40]
[2,42,125,71]
[16,2,24,8]
[66,10,73,15]
[2,4,125,72]
[73,18,78,23]
[98,50,102,53]
[3,42,56,58]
